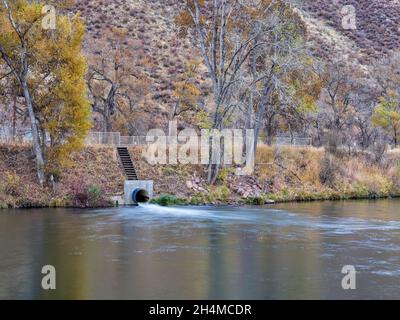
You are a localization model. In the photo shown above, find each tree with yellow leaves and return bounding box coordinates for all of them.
[372,52,400,148]
[0,0,91,183]
[373,91,400,147]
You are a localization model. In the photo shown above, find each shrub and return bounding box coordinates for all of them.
[319,154,341,187]
[326,133,340,155]
[70,182,89,207]
[49,197,67,208]
[244,196,266,205]
[150,194,187,206]
[5,172,21,196]
[190,193,208,205]
[162,167,176,176]
[347,183,372,199]
[88,185,102,203]
[217,167,234,183]
[210,185,231,202]
[69,182,109,208]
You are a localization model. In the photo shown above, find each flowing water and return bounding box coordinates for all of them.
[0,200,400,299]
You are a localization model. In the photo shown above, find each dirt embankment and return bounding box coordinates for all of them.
[133,145,400,205]
[0,144,124,208]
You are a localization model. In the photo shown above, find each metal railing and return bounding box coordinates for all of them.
[274,136,313,147]
[85,132,121,146]
[85,132,158,146]
[86,132,313,147]
[1,128,313,148]
[0,127,33,144]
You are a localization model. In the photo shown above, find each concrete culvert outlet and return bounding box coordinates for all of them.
[132,188,150,204]
[124,181,153,205]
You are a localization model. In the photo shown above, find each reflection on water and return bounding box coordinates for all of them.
[0,200,400,299]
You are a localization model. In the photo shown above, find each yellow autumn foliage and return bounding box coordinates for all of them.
[0,1,91,176]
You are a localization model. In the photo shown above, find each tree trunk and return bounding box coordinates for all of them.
[253,103,267,152]
[254,84,272,151]
[21,80,45,185]
[265,116,276,146]
[12,94,16,141]
[207,133,220,185]
[104,116,112,132]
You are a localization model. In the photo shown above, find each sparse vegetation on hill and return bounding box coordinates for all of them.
[73,0,203,130]
[66,0,400,154]
[303,0,400,64]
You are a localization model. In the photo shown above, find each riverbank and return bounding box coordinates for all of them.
[147,145,400,206]
[1,143,400,208]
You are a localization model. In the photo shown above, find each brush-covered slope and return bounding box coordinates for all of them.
[72,0,399,117]
[302,0,400,65]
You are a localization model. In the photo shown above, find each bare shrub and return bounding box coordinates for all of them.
[319,154,341,187]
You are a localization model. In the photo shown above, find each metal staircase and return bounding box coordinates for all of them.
[117,147,138,180]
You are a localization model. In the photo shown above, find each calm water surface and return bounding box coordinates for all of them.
[1,200,400,299]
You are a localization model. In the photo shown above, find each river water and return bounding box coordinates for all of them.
[0,200,399,299]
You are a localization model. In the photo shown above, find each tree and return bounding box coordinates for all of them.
[177,0,262,183]
[374,51,400,97]
[350,78,380,150]
[0,0,46,184]
[239,22,319,147]
[0,0,91,183]
[313,59,362,148]
[372,91,400,147]
[0,78,28,141]
[34,13,91,175]
[169,59,202,135]
[88,28,147,134]
[372,51,400,147]
[177,0,316,183]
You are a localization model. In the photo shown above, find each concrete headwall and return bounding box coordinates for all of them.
[124,180,154,205]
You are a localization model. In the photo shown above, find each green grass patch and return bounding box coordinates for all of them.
[150,194,188,206]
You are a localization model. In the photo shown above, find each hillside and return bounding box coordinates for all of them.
[71,0,400,128]
[73,0,205,129]
[302,0,400,65]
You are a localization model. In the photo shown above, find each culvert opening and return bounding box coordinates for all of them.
[132,188,150,204]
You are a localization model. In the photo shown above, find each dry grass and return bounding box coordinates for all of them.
[256,144,325,190]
